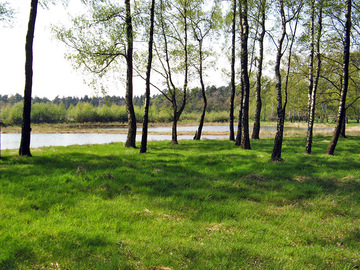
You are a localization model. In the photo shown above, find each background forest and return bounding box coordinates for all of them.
[1,78,359,125]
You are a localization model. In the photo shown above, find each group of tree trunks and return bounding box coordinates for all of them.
[15,0,355,159]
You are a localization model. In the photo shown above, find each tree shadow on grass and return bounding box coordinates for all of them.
[1,139,360,269]
[2,139,359,213]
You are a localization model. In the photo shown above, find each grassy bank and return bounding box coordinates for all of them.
[1,137,360,269]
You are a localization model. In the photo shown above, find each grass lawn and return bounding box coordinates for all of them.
[0,136,360,269]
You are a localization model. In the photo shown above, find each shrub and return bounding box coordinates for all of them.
[1,102,23,125]
[206,110,229,122]
[31,103,66,123]
[67,102,97,123]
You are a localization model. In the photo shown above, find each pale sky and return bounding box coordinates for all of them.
[0,0,228,100]
[0,0,141,99]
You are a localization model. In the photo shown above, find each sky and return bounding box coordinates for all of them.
[0,0,230,100]
[0,0,152,100]
[0,0,94,99]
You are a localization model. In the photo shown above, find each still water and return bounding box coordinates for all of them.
[1,125,331,150]
[1,131,226,150]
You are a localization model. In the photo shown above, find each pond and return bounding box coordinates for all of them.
[0,125,333,150]
[0,133,225,150]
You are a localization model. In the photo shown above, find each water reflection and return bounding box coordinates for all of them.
[1,133,225,150]
[1,125,333,150]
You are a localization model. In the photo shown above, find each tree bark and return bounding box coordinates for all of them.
[271,0,286,161]
[239,0,251,149]
[171,1,188,145]
[306,2,322,154]
[235,83,244,146]
[19,0,38,157]
[271,0,300,161]
[172,108,179,144]
[140,0,156,153]
[229,0,236,141]
[340,113,347,138]
[251,0,266,140]
[125,0,137,148]
[306,0,315,122]
[326,0,351,155]
[194,41,207,140]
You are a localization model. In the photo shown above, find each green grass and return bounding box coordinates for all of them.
[1,137,360,269]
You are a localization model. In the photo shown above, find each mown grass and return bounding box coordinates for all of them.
[0,137,360,269]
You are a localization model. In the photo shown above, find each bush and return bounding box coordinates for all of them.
[97,104,128,122]
[0,102,23,125]
[206,110,229,122]
[181,111,200,122]
[67,102,97,123]
[109,105,127,122]
[31,103,66,123]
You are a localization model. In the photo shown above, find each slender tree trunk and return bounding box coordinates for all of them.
[306,3,322,154]
[271,0,286,161]
[19,0,38,157]
[252,0,266,140]
[271,0,300,161]
[140,0,155,153]
[229,0,236,141]
[340,113,347,138]
[239,0,250,149]
[235,83,244,146]
[306,0,315,122]
[194,41,207,140]
[171,1,188,145]
[172,108,178,145]
[326,0,351,155]
[125,0,137,148]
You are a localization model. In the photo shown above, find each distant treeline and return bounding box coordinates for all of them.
[2,83,354,125]
[0,85,233,111]
[0,86,239,125]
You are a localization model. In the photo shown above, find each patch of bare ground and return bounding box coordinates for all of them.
[206,224,236,235]
[292,176,311,183]
[340,175,355,181]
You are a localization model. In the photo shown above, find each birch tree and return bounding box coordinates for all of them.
[238,0,251,149]
[326,0,352,155]
[190,1,220,140]
[55,0,137,148]
[152,0,190,145]
[305,0,323,154]
[19,0,39,157]
[251,0,267,140]
[229,0,237,141]
[140,0,156,153]
[271,0,302,161]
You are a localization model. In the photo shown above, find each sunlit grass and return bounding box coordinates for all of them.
[0,137,359,269]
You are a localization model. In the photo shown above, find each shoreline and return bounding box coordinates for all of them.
[1,121,359,137]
